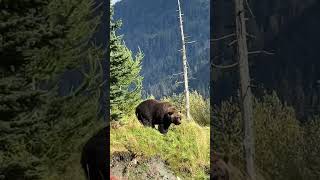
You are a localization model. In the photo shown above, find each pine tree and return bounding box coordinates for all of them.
[110,8,143,120]
[0,0,104,179]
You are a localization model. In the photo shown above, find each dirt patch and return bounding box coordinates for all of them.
[111,151,180,180]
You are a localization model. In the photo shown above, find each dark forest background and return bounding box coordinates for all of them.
[211,0,320,179]
[213,0,320,121]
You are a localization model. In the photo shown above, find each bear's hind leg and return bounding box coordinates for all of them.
[138,114,153,127]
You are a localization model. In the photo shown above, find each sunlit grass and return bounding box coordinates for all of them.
[110,114,210,179]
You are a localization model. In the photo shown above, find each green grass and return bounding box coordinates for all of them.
[110,115,210,179]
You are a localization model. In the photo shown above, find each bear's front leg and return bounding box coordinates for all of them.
[158,124,169,134]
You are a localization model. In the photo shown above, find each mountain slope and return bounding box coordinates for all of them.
[114,0,209,98]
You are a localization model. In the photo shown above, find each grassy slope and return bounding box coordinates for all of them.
[110,115,210,179]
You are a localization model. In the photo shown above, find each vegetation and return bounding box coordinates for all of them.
[3,1,320,180]
[114,1,320,179]
[30,86,319,180]
[110,8,143,120]
[0,0,105,179]
[110,93,210,179]
[213,92,320,180]
[162,91,210,126]
[301,116,320,179]
[109,6,211,178]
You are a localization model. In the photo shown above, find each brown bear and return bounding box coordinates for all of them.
[135,99,182,134]
[81,126,109,180]
[211,153,249,180]
[211,153,230,180]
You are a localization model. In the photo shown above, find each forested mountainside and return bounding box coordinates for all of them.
[114,0,210,99]
[212,0,320,120]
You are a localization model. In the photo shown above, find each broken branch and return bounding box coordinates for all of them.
[211,33,235,42]
[212,62,239,69]
[248,50,275,55]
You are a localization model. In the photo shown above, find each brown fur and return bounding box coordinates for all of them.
[211,152,258,180]
[81,126,109,180]
[211,153,230,180]
[135,99,182,134]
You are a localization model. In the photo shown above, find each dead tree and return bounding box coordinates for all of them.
[234,0,256,179]
[212,0,276,179]
[177,0,191,120]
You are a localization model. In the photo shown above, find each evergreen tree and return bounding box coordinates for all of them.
[110,8,143,120]
[0,0,104,179]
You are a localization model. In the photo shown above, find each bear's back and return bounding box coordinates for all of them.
[136,99,160,116]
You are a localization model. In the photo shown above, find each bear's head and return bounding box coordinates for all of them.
[166,106,182,125]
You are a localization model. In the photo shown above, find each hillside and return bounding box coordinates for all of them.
[110,116,210,179]
[110,92,211,179]
[114,0,210,99]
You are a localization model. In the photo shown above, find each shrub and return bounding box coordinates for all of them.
[162,91,210,126]
[254,92,303,180]
[301,116,320,179]
[213,92,305,180]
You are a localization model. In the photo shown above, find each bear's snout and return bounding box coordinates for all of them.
[173,117,181,125]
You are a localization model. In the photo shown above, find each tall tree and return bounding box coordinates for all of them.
[177,0,191,120]
[0,0,104,179]
[234,0,256,179]
[211,0,256,179]
[110,8,143,120]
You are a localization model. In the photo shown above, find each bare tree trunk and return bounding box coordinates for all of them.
[177,0,190,120]
[234,0,256,179]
